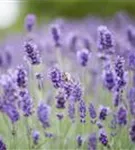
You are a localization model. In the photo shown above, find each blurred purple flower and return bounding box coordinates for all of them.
[79,99,86,123]
[128,87,135,116]
[37,103,51,128]
[99,106,110,121]
[102,65,116,91]
[117,106,127,126]
[89,102,97,120]
[128,52,135,71]
[18,89,33,117]
[127,25,135,46]
[97,25,114,54]
[55,90,66,109]
[48,66,62,88]
[99,129,108,146]
[51,24,61,47]
[15,65,28,89]
[24,40,41,65]
[0,137,6,150]
[115,56,127,90]
[32,130,40,145]
[25,14,36,32]
[68,101,75,123]
[77,49,89,66]
[76,135,82,147]
[2,103,20,123]
[0,73,19,105]
[129,120,135,143]
[88,133,97,150]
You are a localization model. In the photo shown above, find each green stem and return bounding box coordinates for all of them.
[25,118,31,150]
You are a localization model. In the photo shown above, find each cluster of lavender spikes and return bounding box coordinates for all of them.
[0,13,135,150]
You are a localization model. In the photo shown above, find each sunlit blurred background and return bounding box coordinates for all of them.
[1,0,135,35]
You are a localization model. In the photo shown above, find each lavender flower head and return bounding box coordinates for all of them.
[88,133,97,150]
[89,102,97,120]
[76,135,83,147]
[55,89,66,109]
[128,51,135,71]
[48,66,62,88]
[37,102,51,128]
[97,25,114,54]
[51,24,61,47]
[99,105,110,121]
[24,40,41,65]
[129,120,135,142]
[69,81,83,102]
[25,14,36,32]
[113,91,122,107]
[18,89,33,117]
[128,87,135,116]
[68,100,75,123]
[117,105,127,126]
[77,49,89,66]
[102,65,116,91]
[0,137,6,150]
[0,72,19,105]
[67,32,78,52]
[127,25,135,46]
[32,130,40,145]
[2,103,20,123]
[115,56,127,90]
[99,129,108,146]
[15,65,28,88]
[79,99,86,123]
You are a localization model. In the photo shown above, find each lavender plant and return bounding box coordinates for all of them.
[0,13,135,150]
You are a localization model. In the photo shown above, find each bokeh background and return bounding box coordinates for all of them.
[1,0,135,35]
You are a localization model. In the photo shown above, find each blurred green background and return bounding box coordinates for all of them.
[1,0,135,34]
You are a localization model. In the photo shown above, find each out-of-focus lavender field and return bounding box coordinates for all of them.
[0,12,135,150]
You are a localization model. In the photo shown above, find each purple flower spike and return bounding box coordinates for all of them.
[32,130,40,145]
[67,33,78,52]
[15,65,28,89]
[79,99,86,123]
[51,24,61,47]
[55,90,66,109]
[115,56,127,90]
[113,91,121,107]
[25,14,36,32]
[128,87,135,116]
[128,51,135,71]
[99,106,110,121]
[88,133,97,150]
[127,25,135,46]
[77,49,89,67]
[97,25,114,54]
[99,129,108,146]
[18,89,33,117]
[129,120,135,142]
[68,101,75,123]
[48,66,62,89]
[76,135,82,147]
[37,103,51,128]
[117,105,127,126]
[0,73,19,105]
[0,137,6,150]
[102,65,115,91]
[69,81,83,102]
[2,103,20,123]
[24,40,41,65]
[89,102,97,120]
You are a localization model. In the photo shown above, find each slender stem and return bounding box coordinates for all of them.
[25,118,31,150]
[12,124,17,150]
